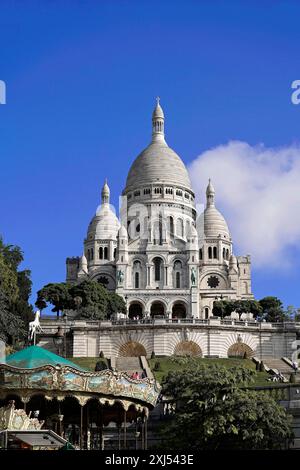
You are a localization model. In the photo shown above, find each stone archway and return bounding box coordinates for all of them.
[172,302,187,319]
[150,301,165,318]
[174,341,202,357]
[228,342,254,358]
[118,341,147,357]
[128,302,143,319]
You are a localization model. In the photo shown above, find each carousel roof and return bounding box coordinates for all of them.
[0,346,161,410]
[5,345,87,372]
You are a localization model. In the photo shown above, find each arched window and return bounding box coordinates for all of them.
[87,250,90,261]
[199,248,203,260]
[176,218,184,238]
[205,307,209,319]
[213,247,217,259]
[223,247,226,259]
[113,248,116,260]
[104,247,108,259]
[226,249,229,260]
[168,216,174,236]
[91,248,94,260]
[135,272,139,289]
[208,247,212,259]
[176,272,180,288]
[186,220,190,236]
[99,247,103,260]
[153,257,162,281]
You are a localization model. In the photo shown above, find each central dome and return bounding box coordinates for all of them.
[124,99,192,193]
[125,141,192,191]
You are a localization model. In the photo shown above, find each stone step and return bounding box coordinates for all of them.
[261,357,300,381]
[115,356,143,373]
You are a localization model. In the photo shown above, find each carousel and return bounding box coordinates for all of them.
[0,345,160,450]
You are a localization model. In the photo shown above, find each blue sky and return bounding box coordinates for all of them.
[0,0,300,308]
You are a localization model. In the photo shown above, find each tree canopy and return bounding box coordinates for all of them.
[258,296,286,322]
[0,237,33,344]
[36,279,126,319]
[212,299,262,319]
[160,363,293,450]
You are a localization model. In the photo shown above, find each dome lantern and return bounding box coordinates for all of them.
[206,178,215,208]
[101,178,110,205]
[152,97,165,143]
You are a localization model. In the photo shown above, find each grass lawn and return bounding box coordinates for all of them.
[68,357,108,371]
[149,356,271,386]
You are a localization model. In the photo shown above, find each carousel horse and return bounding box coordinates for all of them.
[28,310,43,342]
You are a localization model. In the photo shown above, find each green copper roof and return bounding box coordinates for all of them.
[5,346,87,371]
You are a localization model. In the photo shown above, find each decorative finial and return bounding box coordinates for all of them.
[152,97,165,142]
[206,178,215,207]
[101,179,110,204]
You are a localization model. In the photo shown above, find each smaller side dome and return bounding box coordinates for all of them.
[87,180,120,241]
[203,179,231,240]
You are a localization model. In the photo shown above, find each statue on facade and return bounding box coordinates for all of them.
[117,270,124,284]
[191,267,196,286]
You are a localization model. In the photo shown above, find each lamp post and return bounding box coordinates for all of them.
[53,327,64,356]
[125,296,128,319]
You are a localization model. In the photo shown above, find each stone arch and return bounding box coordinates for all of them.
[227,342,254,358]
[118,341,147,357]
[203,306,210,319]
[150,301,165,317]
[128,301,144,319]
[91,271,116,290]
[171,301,187,318]
[174,341,202,357]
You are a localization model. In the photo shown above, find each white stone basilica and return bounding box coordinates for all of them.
[66,99,253,319]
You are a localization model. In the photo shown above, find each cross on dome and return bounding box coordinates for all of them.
[152,97,165,142]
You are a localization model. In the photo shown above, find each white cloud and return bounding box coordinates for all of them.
[188,141,300,269]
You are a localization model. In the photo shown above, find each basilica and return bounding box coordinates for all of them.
[66,99,253,319]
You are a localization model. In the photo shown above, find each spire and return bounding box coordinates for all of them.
[152,97,165,143]
[101,179,110,205]
[206,178,215,207]
[79,253,88,273]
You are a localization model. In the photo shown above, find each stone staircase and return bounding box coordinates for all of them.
[115,356,144,376]
[261,357,296,381]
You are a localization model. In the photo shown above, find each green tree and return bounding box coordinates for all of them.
[36,283,72,317]
[69,280,109,319]
[0,237,33,344]
[0,290,26,344]
[160,364,292,450]
[36,279,127,320]
[259,296,285,322]
[213,300,262,319]
[0,255,19,303]
[107,292,126,318]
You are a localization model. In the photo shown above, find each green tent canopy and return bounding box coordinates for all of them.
[4,345,87,371]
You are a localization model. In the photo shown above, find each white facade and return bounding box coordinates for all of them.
[66,99,253,319]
